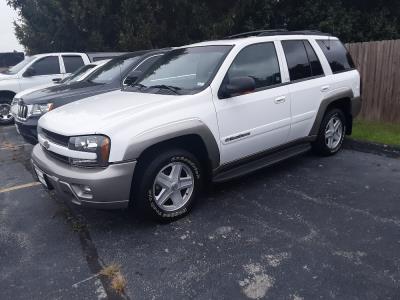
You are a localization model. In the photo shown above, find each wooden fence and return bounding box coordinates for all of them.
[346,40,400,123]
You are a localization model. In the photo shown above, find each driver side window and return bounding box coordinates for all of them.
[226,42,281,90]
[31,56,60,76]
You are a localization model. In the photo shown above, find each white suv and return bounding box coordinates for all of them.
[31,30,361,221]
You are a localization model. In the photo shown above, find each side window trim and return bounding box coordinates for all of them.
[281,39,326,83]
[218,41,283,99]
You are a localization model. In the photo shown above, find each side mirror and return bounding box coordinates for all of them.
[124,70,142,86]
[23,66,36,77]
[220,76,256,99]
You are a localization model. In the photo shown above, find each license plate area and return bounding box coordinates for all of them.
[33,165,49,189]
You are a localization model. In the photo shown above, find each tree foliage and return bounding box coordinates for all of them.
[7,0,400,54]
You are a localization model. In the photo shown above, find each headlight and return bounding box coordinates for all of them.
[68,135,110,167]
[28,103,54,116]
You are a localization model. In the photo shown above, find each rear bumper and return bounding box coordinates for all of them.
[31,144,136,209]
[351,96,362,118]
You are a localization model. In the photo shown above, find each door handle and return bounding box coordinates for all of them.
[321,86,330,92]
[274,96,286,104]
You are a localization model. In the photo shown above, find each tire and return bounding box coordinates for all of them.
[0,96,14,125]
[312,108,346,156]
[132,148,203,222]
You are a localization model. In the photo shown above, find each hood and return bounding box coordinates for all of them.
[15,83,54,99]
[39,90,179,136]
[0,72,18,80]
[21,81,102,104]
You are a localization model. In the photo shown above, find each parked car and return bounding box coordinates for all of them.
[12,59,110,103]
[13,50,166,144]
[0,52,125,125]
[31,30,361,221]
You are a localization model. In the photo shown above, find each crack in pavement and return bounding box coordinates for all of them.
[60,198,131,300]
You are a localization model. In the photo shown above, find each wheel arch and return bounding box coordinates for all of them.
[123,119,220,172]
[309,90,354,136]
[0,90,17,102]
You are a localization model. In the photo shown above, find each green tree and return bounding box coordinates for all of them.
[7,0,400,54]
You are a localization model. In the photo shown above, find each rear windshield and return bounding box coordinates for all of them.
[317,40,355,73]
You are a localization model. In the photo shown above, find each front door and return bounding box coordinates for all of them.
[20,55,63,91]
[213,42,291,164]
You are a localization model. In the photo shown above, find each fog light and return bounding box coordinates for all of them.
[71,184,93,200]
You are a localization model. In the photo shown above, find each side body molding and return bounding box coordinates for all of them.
[309,89,354,136]
[123,119,221,169]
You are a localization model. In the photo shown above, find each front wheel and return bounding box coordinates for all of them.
[0,97,14,125]
[312,109,346,156]
[133,149,203,221]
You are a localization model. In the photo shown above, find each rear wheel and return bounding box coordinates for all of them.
[312,109,346,156]
[132,148,203,222]
[0,97,14,125]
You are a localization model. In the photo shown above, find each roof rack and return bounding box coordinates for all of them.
[224,29,332,39]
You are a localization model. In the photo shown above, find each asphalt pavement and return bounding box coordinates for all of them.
[1,124,399,300]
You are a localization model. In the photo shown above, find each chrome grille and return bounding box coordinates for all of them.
[17,103,28,120]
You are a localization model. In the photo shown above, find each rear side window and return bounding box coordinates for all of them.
[303,41,324,76]
[31,56,60,75]
[62,55,85,73]
[282,40,324,81]
[226,42,281,89]
[317,40,355,73]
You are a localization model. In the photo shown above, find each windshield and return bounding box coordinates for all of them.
[133,46,232,95]
[87,56,140,84]
[2,56,36,75]
[60,64,96,84]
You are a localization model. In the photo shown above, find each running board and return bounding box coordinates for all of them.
[212,143,311,183]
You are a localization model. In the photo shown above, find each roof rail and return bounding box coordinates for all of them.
[224,29,332,39]
[225,29,288,39]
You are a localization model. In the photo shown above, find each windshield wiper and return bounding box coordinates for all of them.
[148,84,181,95]
[129,83,147,89]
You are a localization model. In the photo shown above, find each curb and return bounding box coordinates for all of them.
[344,138,400,158]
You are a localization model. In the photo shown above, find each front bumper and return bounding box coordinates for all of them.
[31,144,136,209]
[15,119,39,145]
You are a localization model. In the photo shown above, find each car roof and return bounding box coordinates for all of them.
[185,34,339,48]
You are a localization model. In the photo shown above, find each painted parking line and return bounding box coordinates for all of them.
[0,182,41,194]
[0,143,31,151]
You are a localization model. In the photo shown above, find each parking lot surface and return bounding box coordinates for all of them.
[1,124,400,300]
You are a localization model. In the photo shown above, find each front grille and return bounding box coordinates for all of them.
[41,128,70,147]
[17,103,28,119]
[42,146,70,164]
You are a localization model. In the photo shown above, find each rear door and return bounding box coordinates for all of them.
[280,39,328,140]
[213,41,291,164]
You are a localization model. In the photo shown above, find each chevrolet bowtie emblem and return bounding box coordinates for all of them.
[43,140,50,150]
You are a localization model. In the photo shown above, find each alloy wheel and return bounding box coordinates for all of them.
[325,116,343,150]
[152,162,195,212]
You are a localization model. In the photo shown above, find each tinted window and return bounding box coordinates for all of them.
[282,40,312,81]
[134,55,162,72]
[304,41,324,76]
[136,46,232,94]
[226,42,281,89]
[31,56,60,75]
[88,56,141,84]
[62,55,85,73]
[317,40,355,73]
